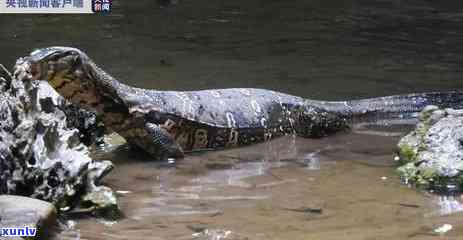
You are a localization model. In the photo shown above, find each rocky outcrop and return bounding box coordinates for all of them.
[396,105,463,192]
[0,59,117,215]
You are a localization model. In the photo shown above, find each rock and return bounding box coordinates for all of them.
[191,228,244,240]
[187,224,209,233]
[81,185,120,219]
[396,105,463,191]
[0,195,57,239]
[0,59,117,215]
[26,70,105,147]
[62,103,105,147]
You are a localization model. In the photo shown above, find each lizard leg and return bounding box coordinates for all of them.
[126,123,184,160]
[145,122,184,160]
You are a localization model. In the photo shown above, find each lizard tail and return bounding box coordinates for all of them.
[348,91,463,124]
[296,91,463,137]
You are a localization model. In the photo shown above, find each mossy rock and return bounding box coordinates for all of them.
[395,106,463,192]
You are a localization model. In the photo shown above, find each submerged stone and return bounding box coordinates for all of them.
[0,195,57,239]
[396,105,463,191]
[82,185,120,219]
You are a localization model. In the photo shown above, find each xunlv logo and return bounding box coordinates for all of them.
[0,227,37,237]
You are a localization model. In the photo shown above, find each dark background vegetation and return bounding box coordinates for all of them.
[1,0,463,100]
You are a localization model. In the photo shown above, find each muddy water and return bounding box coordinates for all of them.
[2,0,463,239]
[54,132,463,240]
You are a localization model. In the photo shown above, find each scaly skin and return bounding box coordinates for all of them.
[24,47,463,160]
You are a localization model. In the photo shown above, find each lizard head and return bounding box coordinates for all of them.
[27,46,102,110]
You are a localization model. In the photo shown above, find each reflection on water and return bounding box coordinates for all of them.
[191,162,273,187]
[127,137,299,218]
[436,196,463,216]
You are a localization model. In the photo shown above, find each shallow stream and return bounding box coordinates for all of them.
[2,0,463,239]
